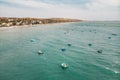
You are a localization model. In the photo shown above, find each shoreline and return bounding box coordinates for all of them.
[0,17,82,30]
[0,22,79,31]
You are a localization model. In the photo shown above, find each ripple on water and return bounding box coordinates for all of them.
[0,21,120,80]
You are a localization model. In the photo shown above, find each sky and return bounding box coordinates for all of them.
[0,0,120,20]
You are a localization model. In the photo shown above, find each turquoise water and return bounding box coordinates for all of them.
[0,21,120,80]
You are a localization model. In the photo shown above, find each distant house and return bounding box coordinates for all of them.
[7,22,13,26]
[8,19,14,22]
[1,23,6,26]
[39,21,42,24]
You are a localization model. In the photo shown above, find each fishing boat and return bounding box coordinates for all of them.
[61,63,68,69]
[38,50,44,54]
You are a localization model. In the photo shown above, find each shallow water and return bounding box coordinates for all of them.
[0,21,120,80]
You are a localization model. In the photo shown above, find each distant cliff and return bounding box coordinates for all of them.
[0,17,82,27]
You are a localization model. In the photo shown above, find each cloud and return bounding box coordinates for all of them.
[0,0,119,20]
[85,0,120,9]
[95,0,120,6]
[1,0,54,8]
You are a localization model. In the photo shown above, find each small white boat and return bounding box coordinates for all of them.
[61,63,68,69]
[38,50,43,54]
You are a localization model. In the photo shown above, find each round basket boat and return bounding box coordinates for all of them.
[38,50,44,55]
[61,63,68,69]
[30,39,36,42]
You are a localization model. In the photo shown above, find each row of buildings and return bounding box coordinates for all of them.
[0,17,82,27]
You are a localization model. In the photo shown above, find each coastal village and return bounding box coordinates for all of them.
[0,17,81,27]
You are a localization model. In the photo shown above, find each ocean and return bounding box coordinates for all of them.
[0,21,120,80]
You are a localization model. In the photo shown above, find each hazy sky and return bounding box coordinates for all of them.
[0,0,120,20]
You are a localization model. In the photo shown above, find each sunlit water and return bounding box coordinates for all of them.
[0,21,120,80]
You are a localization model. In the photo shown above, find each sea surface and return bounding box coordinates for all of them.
[0,21,120,80]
